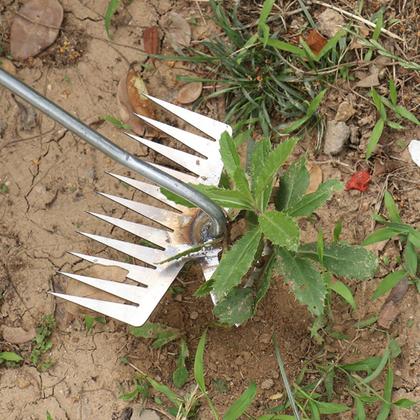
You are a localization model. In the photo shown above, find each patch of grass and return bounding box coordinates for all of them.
[364,191,420,295]
[30,314,56,370]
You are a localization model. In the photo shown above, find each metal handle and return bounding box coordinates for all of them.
[0,68,226,238]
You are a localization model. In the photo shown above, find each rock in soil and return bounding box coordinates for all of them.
[335,101,355,122]
[323,121,350,155]
[135,409,161,420]
[261,378,274,390]
[317,9,345,37]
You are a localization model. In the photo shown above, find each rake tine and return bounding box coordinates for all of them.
[145,94,232,140]
[126,133,207,176]
[49,293,151,326]
[88,212,171,249]
[149,163,198,184]
[97,192,184,230]
[69,252,162,285]
[107,173,188,211]
[59,272,148,303]
[78,232,172,266]
[135,114,215,154]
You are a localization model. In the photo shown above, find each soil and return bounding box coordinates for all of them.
[0,1,419,419]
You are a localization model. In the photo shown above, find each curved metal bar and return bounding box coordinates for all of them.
[0,68,226,237]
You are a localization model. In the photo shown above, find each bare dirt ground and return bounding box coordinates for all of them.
[0,0,419,419]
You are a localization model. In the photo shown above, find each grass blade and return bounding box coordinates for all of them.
[371,270,406,300]
[104,0,120,39]
[223,382,257,420]
[273,335,301,420]
[366,119,385,159]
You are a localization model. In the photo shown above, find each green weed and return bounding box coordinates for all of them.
[101,114,131,130]
[164,132,377,326]
[83,314,106,333]
[363,191,420,296]
[366,82,420,159]
[0,181,9,194]
[0,351,23,366]
[30,314,56,370]
[129,322,182,349]
[104,0,120,39]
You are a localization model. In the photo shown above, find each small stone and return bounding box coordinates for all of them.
[235,356,244,366]
[259,333,271,344]
[190,311,199,320]
[324,121,350,155]
[317,9,345,37]
[261,379,274,390]
[349,125,360,145]
[138,409,161,420]
[335,101,355,122]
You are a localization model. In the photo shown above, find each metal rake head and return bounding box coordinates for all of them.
[52,95,231,326]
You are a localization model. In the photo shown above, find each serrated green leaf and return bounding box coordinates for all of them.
[251,138,271,193]
[408,231,420,248]
[329,280,356,309]
[212,226,262,300]
[259,211,300,251]
[317,401,349,414]
[387,121,405,130]
[299,242,378,280]
[354,396,366,420]
[194,185,254,210]
[194,331,207,393]
[147,376,182,407]
[276,156,309,211]
[254,137,299,211]
[223,382,256,420]
[173,340,189,388]
[394,105,420,125]
[403,242,417,276]
[129,322,181,349]
[160,188,196,207]
[287,180,343,217]
[384,191,401,222]
[104,0,120,38]
[275,248,326,316]
[363,227,399,245]
[220,132,251,196]
[377,367,393,420]
[255,254,275,307]
[324,367,335,400]
[213,288,254,326]
[393,398,416,408]
[317,229,324,264]
[0,351,23,362]
[371,270,406,300]
[366,119,385,159]
[388,79,397,106]
[333,220,342,242]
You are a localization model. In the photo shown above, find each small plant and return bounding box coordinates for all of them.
[166,132,377,326]
[129,322,182,349]
[366,81,420,158]
[104,0,120,39]
[363,191,420,297]
[0,351,23,365]
[119,377,150,402]
[30,314,56,370]
[83,314,106,333]
[101,114,131,130]
[0,181,9,194]
[173,339,189,389]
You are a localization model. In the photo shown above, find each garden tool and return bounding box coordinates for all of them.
[0,68,230,326]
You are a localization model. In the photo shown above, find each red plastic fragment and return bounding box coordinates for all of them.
[345,171,371,192]
[345,171,371,191]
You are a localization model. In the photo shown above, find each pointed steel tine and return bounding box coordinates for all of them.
[135,114,215,155]
[88,212,171,248]
[107,173,187,211]
[149,163,198,184]
[78,231,171,266]
[125,132,207,176]
[144,94,232,140]
[59,272,149,303]
[50,293,152,326]
[97,192,184,230]
[69,252,161,286]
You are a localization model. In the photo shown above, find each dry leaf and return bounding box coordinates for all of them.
[163,12,191,52]
[117,68,155,135]
[143,26,160,55]
[305,29,327,55]
[10,0,64,60]
[355,67,380,88]
[176,82,203,104]
[306,164,323,193]
[317,9,345,37]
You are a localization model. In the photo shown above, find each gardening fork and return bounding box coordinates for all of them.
[0,68,230,326]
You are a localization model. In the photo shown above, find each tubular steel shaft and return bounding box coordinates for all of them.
[0,68,226,238]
